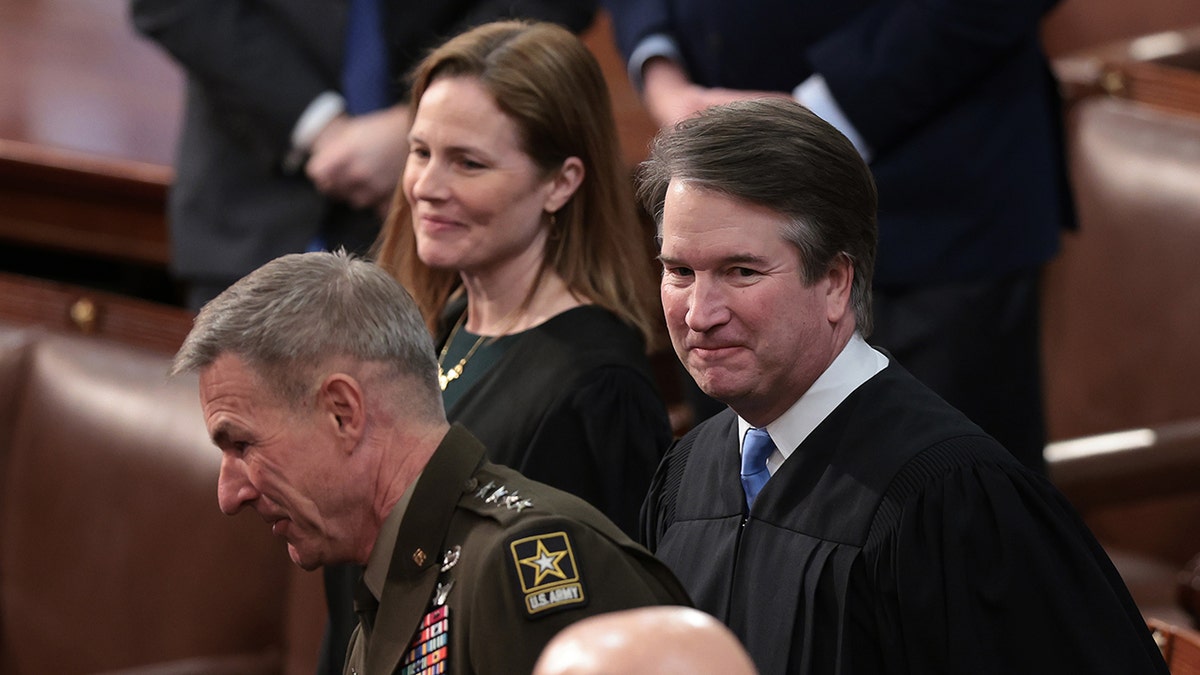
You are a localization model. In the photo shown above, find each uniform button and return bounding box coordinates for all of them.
[463,477,479,493]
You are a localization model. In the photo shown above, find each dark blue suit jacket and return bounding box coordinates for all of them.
[605,0,1073,286]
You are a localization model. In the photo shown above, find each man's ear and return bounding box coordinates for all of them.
[320,373,366,451]
[824,253,855,324]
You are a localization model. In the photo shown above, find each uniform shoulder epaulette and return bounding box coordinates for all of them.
[460,478,537,523]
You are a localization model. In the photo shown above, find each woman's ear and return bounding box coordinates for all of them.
[543,156,585,214]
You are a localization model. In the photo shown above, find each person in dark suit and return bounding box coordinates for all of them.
[171,250,690,675]
[129,0,596,311]
[637,99,1165,675]
[603,0,1074,472]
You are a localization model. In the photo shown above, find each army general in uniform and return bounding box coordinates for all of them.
[172,250,690,675]
[343,426,689,675]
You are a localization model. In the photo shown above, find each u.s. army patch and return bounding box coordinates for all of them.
[508,531,587,617]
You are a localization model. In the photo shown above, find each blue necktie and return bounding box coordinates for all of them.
[342,0,389,115]
[740,427,775,509]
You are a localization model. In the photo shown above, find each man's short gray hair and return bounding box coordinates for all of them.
[172,250,440,407]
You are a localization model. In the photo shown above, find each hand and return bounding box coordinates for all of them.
[641,57,792,128]
[306,104,411,213]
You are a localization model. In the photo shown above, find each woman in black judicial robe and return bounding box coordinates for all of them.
[433,295,669,535]
[377,20,671,538]
[321,20,675,674]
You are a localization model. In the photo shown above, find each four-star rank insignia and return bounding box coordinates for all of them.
[508,531,588,617]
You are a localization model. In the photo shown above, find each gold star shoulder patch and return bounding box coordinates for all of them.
[507,530,588,618]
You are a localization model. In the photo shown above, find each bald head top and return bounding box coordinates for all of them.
[533,606,757,675]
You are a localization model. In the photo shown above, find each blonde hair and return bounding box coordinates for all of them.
[375,20,661,348]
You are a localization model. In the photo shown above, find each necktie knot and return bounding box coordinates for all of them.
[741,427,775,509]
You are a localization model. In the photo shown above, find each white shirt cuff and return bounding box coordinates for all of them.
[283,91,346,173]
[627,34,684,94]
[794,75,873,163]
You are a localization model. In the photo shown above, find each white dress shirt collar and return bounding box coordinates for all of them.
[737,333,888,474]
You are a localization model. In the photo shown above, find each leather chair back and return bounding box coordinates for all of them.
[0,329,295,671]
[1042,97,1200,440]
[1148,619,1200,673]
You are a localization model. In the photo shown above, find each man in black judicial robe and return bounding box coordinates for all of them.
[636,98,1167,674]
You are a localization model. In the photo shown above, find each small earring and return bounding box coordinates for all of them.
[548,212,557,227]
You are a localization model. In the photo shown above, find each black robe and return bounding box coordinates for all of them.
[644,362,1167,674]
[442,302,671,538]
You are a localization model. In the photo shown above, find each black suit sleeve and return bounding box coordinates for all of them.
[805,0,1060,153]
[601,0,670,62]
[130,0,334,154]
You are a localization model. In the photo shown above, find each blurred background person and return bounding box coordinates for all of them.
[130,0,596,311]
[603,0,1074,472]
[533,606,757,675]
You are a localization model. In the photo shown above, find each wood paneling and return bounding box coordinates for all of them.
[0,0,181,164]
[581,11,658,168]
[0,0,180,267]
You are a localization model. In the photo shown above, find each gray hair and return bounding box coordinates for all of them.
[172,250,441,410]
[637,98,878,336]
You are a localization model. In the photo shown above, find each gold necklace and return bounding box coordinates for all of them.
[437,312,489,391]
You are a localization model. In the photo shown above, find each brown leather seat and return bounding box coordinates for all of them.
[1041,94,1200,629]
[1042,97,1200,441]
[0,273,325,674]
[1047,419,1200,628]
[1148,618,1200,674]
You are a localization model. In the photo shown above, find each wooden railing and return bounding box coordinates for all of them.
[0,0,180,268]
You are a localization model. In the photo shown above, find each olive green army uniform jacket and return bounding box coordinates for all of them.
[345,424,690,675]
